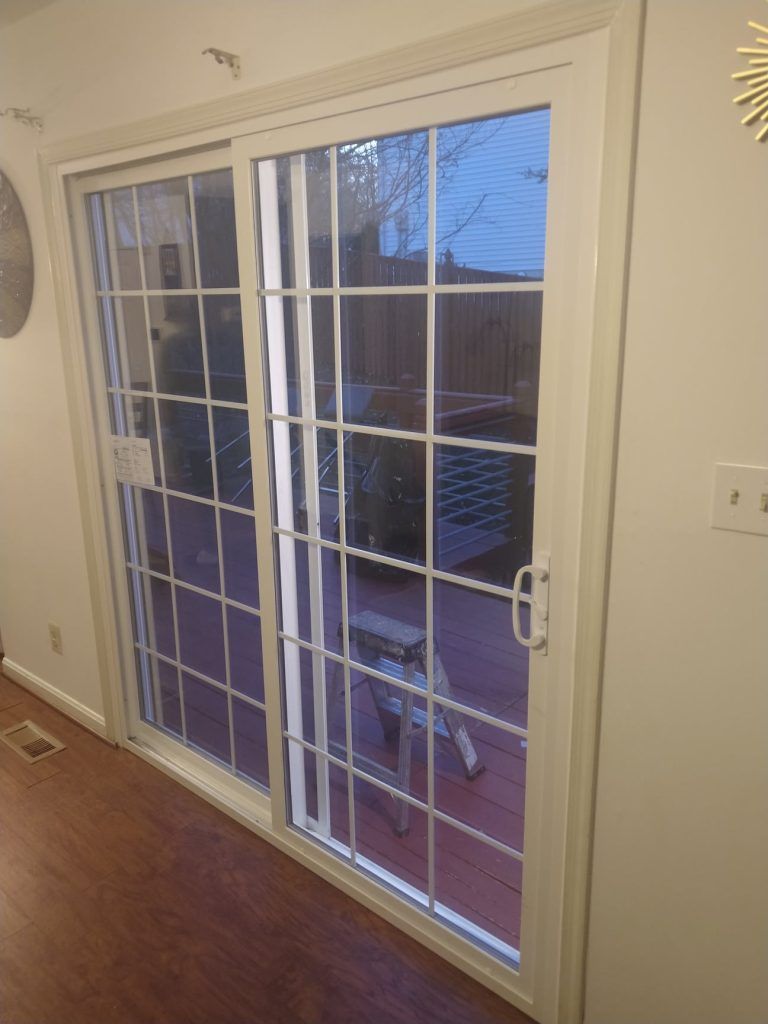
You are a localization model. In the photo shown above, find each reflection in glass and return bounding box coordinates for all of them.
[204,295,246,403]
[148,295,205,398]
[98,296,150,391]
[158,399,213,498]
[434,580,528,728]
[176,587,225,682]
[183,673,231,766]
[338,131,428,287]
[122,486,168,575]
[276,423,339,540]
[140,655,182,738]
[435,819,523,950]
[91,187,141,291]
[193,169,239,288]
[228,606,264,703]
[233,699,269,787]
[435,292,542,444]
[129,570,175,660]
[262,296,335,417]
[434,445,534,588]
[137,177,196,290]
[167,496,219,593]
[213,407,253,509]
[436,109,550,282]
[119,396,161,485]
[340,295,426,429]
[344,432,426,565]
[221,509,259,609]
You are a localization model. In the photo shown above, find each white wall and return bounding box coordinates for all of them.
[585,2,768,1022]
[0,1,765,1021]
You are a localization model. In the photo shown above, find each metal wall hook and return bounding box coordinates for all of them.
[202,47,241,80]
[0,107,43,132]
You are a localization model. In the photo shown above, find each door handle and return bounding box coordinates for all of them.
[511,554,550,652]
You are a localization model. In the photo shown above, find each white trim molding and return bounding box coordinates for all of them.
[2,659,109,740]
[42,0,622,166]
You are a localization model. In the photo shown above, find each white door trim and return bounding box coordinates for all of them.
[38,3,644,1021]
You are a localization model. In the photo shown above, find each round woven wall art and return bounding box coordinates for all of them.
[0,170,34,337]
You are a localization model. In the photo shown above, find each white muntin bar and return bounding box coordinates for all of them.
[125,560,263,616]
[256,281,544,296]
[96,287,240,298]
[289,151,331,836]
[425,125,438,917]
[188,173,238,775]
[106,386,249,413]
[132,182,188,743]
[134,642,268,713]
[258,158,307,826]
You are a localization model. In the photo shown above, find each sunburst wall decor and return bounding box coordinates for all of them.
[733,4,768,141]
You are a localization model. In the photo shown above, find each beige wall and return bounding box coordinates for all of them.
[0,2,766,1021]
[585,2,768,1021]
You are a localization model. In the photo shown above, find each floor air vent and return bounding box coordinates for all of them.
[1,721,65,762]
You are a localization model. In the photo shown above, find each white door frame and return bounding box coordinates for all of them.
[38,4,644,1022]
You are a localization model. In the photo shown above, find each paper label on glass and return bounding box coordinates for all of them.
[111,436,155,486]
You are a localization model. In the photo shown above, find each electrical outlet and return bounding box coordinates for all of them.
[48,622,63,655]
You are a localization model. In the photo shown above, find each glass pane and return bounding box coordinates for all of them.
[220,509,259,608]
[176,587,225,683]
[137,177,196,290]
[182,673,231,766]
[279,537,342,655]
[228,606,264,703]
[434,445,534,588]
[354,777,428,893]
[261,296,335,417]
[256,148,332,290]
[92,188,141,291]
[213,407,253,509]
[339,295,426,430]
[282,639,342,755]
[434,580,528,728]
[338,131,428,287]
[193,169,239,288]
[138,654,182,738]
[148,295,205,398]
[121,486,168,575]
[435,292,542,444]
[158,399,213,498]
[346,558,426,685]
[344,432,426,565]
[167,496,219,593]
[128,570,175,660]
[98,296,151,391]
[204,295,246,403]
[118,396,161,486]
[349,666,428,802]
[436,109,550,282]
[434,712,526,851]
[275,422,339,540]
[435,820,522,951]
[233,698,269,787]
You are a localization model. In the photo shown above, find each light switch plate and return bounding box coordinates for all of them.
[711,463,768,536]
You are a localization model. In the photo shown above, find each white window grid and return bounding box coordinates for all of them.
[88,173,268,788]
[254,120,544,959]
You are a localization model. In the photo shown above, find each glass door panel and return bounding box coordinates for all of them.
[255,105,548,961]
[86,166,270,791]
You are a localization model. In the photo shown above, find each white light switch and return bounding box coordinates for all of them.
[711,463,768,537]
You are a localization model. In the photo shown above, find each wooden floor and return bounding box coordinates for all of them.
[0,671,533,1024]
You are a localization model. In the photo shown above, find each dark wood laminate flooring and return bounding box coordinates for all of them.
[0,671,533,1024]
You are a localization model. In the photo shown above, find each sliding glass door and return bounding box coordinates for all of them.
[74,51,603,1018]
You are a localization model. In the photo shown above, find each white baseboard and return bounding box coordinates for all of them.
[1,659,108,740]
